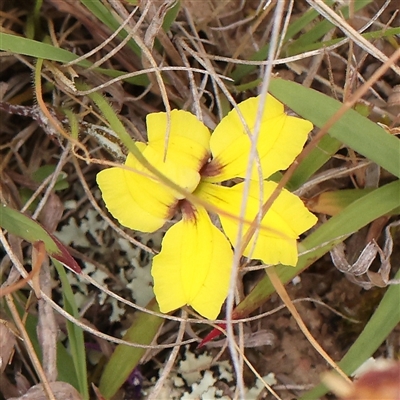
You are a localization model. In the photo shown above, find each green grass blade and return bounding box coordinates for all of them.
[162,0,181,32]
[0,203,80,272]
[9,297,80,390]
[231,0,371,83]
[1,170,82,385]
[230,0,334,82]
[300,267,400,399]
[25,0,43,39]
[84,87,142,158]
[85,85,198,200]
[234,180,400,316]
[80,0,141,56]
[285,0,372,55]
[1,203,61,256]
[53,260,89,399]
[54,343,81,390]
[99,298,163,399]
[79,0,116,29]
[80,0,180,59]
[0,33,148,86]
[289,26,400,55]
[269,78,400,181]
[0,33,92,65]
[287,135,342,191]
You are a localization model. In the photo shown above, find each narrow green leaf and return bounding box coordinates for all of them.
[0,203,60,255]
[162,0,181,32]
[31,165,69,191]
[307,188,378,215]
[269,78,400,180]
[25,310,79,390]
[10,298,80,390]
[85,84,196,201]
[0,203,81,272]
[230,0,334,82]
[99,298,163,399]
[289,135,342,190]
[63,108,80,140]
[231,0,370,82]
[54,260,89,399]
[0,33,91,65]
[285,0,372,55]
[84,87,141,158]
[80,0,141,56]
[54,343,81,390]
[0,33,148,86]
[289,26,400,56]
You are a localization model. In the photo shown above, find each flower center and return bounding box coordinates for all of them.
[199,159,222,178]
[178,198,197,222]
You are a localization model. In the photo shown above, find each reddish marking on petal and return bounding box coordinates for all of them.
[178,199,196,221]
[166,200,179,221]
[200,160,223,178]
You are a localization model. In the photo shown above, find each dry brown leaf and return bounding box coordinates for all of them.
[0,320,17,374]
[7,382,82,400]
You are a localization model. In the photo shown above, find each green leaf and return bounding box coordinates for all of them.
[54,260,89,399]
[0,33,148,86]
[307,188,377,215]
[80,0,179,56]
[85,84,195,200]
[32,165,69,191]
[285,0,372,55]
[162,0,181,32]
[80,0,141,56]
[231,0,371,82]
[288,26,400,56]
[269,78,400,181]
[0,33,92,65]
[1,203,60,255]
[289,134,342,190]
[10,298,80,390]
[0,203,81,273]
[99,298,163,399]
[23,308,79,390]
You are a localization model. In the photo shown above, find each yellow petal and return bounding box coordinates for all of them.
[141,145,200,199]
[97,152,177,232]
[136,110,211,198]
[205,95,313,182]
[146,109,211,172]
[195,181,317,266]
[152,206,233,319]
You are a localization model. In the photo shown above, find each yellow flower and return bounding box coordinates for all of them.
[97,96,317,319]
